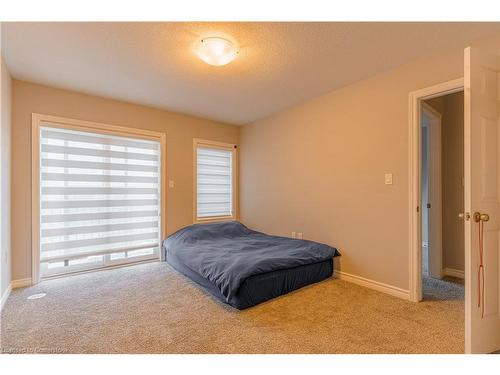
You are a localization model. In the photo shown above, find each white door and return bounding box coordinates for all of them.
[464,35,500,353]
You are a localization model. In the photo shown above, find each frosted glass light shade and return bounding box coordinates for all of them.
[196,37,238,66]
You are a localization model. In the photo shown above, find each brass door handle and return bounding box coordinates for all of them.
[473,212,490,222]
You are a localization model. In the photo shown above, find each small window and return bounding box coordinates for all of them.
[194,139,236,222]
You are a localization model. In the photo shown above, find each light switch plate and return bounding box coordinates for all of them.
[291,231,296,238]
[384,173,393,185]
[168,180,174,188]
[297,232,303,239]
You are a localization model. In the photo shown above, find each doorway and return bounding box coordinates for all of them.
[420,92,464,301]
[408,77,464,303]
[410,41,500,354]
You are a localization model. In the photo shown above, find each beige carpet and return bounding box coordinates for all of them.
[0,262,464,354]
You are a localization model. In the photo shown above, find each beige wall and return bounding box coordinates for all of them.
[426,92,465,272]
[1,52,13,297]
[11,80,239,281]
[240,47,465,291]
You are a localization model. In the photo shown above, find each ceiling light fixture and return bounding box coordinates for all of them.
[195,37,238,66]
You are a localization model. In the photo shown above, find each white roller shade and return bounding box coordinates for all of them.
[196,145,234,219]
[39,126,161,277]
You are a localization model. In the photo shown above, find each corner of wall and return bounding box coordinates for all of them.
[0,35,13,301]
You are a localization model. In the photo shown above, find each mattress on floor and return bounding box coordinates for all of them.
[163,221,339,309]
[167,249,334,309]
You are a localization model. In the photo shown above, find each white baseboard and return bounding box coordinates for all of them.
[442,267,464,279]
[1,278,33,312]
[11,277,32,289]
[334,270,410,300]
[1,283,12,312]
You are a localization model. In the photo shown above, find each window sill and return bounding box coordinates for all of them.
[194,215,236,224]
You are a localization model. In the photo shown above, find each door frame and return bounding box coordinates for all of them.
[408,78,464,302]
[421,102,443,281]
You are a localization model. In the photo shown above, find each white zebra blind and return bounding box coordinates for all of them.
[39,125,161,277]
[196,143,234,219]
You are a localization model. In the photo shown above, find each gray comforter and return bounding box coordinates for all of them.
[163,221,339,302]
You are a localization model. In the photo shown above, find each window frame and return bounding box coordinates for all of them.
[193,138,237,224]
[31,113,167,284]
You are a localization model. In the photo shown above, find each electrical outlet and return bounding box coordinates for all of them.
[168,180,174,188]
[291,231,296,238]
[297,232,303,239]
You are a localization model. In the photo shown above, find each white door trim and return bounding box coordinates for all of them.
[408,78,464,302]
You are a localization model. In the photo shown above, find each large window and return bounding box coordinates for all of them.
[194,139,236,222]
[33,115,165,280]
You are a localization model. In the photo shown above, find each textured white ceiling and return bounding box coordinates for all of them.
[2,22,498,124]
